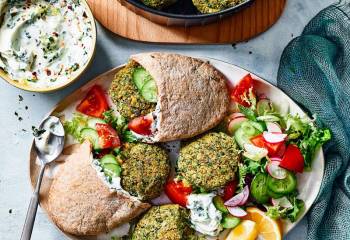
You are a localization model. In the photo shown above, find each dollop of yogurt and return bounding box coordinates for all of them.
[187,193,223,237]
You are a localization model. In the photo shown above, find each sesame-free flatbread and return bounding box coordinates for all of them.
[46,141,150,236]
[130,52,229,142]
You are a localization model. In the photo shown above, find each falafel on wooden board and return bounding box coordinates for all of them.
[109,52,230,142]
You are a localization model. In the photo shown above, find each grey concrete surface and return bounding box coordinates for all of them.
[0,0,336,239]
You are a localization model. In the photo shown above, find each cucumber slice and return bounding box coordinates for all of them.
[257,99,272,116]
[234,122,260,149]
[141,79,157,103]
[249,121,266,133]
[256,115,280,122]
[250,173,269,204]
[267,188,284,199]
[100,154,117,165]
[241,121,259,136]
[133,67,151,90]
[267,171,297,195]
[87,118,106,129]
[80,128,100,150]
[234,128,251,149]
[213,196,229,214]
[222,215,241,229]
[103,163,122,178]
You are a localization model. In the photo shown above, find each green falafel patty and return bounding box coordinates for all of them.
[193,0,245,13]
[178,132,240,191]
[132,204,199,240]
[108,60,156,119]
[121,143,170,201]
[141,0,177,9]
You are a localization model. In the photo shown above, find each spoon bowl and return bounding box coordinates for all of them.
[21,116,65,240]
[34,116,65,163]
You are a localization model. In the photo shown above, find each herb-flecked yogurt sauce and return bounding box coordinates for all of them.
[187,193,223,237]
[0,0,93,88]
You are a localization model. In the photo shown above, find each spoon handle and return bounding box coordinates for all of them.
[21,164,46,240]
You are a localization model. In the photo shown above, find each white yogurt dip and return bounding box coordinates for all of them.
[0,0,94,88]
[187,193,223,237]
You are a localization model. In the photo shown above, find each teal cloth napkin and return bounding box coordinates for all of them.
[277,1,350,239]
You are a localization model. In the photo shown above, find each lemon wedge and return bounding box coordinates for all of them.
[225,220,259,240]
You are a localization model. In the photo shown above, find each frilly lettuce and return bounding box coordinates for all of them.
[284,114,331,170]
[266,195,305,222]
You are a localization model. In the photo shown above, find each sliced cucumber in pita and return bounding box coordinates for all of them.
[132,67,157,103]
[133,67,152,90]
[100,154,117,165]
[141,79,157,103]
[104,163,122,178]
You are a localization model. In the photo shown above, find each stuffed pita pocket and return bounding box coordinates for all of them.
[46,141,150,236]
[109,52,229,142]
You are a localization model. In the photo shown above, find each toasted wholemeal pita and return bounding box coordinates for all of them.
[109,52,229,142]
[47,141,150,236]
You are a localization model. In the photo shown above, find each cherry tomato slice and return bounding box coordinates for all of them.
[76,85,109,118]
[279,144,304,173]
[230,74,255,107]
[164,180,192,207]
[222,180,237,201]
[96,123,121,149]
[250,134,285,157]
[128,115,153,135]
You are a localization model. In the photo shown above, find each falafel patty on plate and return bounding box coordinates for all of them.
[121,143,170,201]
[178,132,240,191]
[132,204,201,240]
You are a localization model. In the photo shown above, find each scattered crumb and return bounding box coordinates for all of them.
[18,117,23,121]
[232,43,237,49]
[22,129,27,132]
[18,95,23,102]
[25,106,28,110]
[14,112,18,116]
[9,209,12,214]
[249,51,252,54]
[32,94,35,97]
[291,33,294,37]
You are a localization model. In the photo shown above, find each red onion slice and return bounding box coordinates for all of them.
[267,161,287,179]
[263,132,287,143]
[224,186,249,207]
[227,206,247,217]
[266,122,282,133]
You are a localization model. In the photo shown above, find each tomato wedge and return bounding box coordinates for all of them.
[96,123,121,149]
[251,134,285,157]
[128,115,153,135]
[76,85,109,118]
[279,144,304,173]
[164,180,192,207]
[230,74,255,107]
[222,180,237,201]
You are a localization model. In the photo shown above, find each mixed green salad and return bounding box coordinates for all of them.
[225,74,331,222]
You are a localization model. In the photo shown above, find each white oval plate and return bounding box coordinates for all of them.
[29,57,324,239]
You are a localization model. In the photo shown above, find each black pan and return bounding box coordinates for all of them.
[119,0,255,26]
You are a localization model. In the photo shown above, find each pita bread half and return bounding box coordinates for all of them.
[130,52,229,142]
[47,141,150,236]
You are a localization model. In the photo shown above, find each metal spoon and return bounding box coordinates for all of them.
[21,116,65,240]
